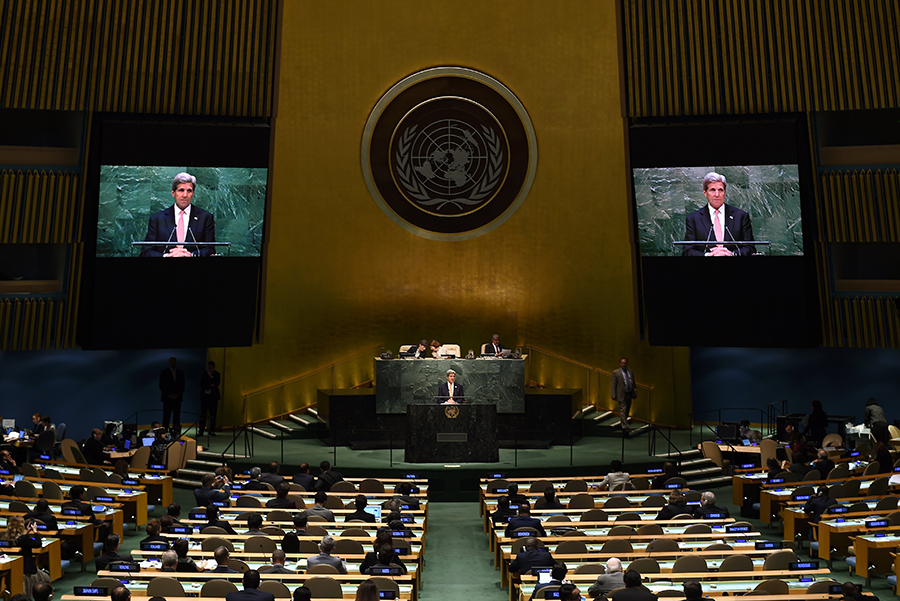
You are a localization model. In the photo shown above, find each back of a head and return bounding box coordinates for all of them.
[497,496,510,510]
[293,586,312,601]
[356,494,368,509]
[320,535,336,554]
[508,482,519,494]
[167,503,181,517]
[282,532,300,553]
[104,533,120,553]
[623,569,642,588]
[684,580,702,599]
[201,473,215,488]
[841,582,863,600]
[701,491,715,506]
[35,498,50,513]
[69,484,84,500]
[314,491,327,505]
[867,398,878,407]
[272,549,286,565]
[250,467,261,479]
[816,485,829,498]
[551,561,568,581]
[276,481,291,497]
[111,586,131,601]
[146,518,161,535]
[559,583,579,601]
[293,514,308,529]
[161,550,177,569]
[206,504,219,520]
[399,482,413,496]
[300,462,310,474]
[248,512,263,530]
[32,583,53,601]
[243,569,261,590]
[373,531,393,551]
[377,543,394,565]
[611,460,623,473]
[214,545,230,564]
[668,489,684,504]
[523,536,538,551]
[664,461,676,474]
[606,557,623,573]
[793,449,809,464]
[544,487,556,501]
[818,449,828,460]
[518,501,531,515]
[173,538,189,558]
[766,456,779,470]
[320,460,331,472]
[355,580,380,601]
[268,461,280,474]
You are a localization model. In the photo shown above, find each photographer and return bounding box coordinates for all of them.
[194,471,231,506]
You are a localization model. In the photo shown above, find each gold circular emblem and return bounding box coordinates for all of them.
[444,405,460,419]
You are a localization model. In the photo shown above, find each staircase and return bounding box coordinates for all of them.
[174,408,322,488]
[653,447,731,488]
[575,404,652,438]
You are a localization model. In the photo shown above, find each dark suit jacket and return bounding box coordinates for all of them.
[655,501,692,521]
[292,472,315,491]
[194,485,231,506]
[199,370,221,401]
[611,367,637,402]
[611,586,658,601]
[345,509,376,523]
[243,480,269,491]
[315,470,344,492]
[437,382,466,402]
[261,564,295,574]
[693,504,730,519]
[141,204,216,257]
[95,551,134,572]
[265,497,297,509]
[509,548,554,575]
[505,515,547,537]
[813,458,835,476]
[486,342,504,355]
[160,367,186,404]
[225,588,276,601]
[683,203,755,256]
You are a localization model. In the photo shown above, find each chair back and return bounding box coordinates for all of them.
[299,539,320,554]
[9,500,30,513]
[259,580,291,598]
[599,539,632,553]
[863,461,881,476]
[370,576,401,594]
[646,538,679,553]
[244,535,277,553]
[546,515,571,523]
[803,469,821,481]
[579,509,607,522]
[330,481,356,492]
[642,495,666,507]
[92,578,126,590]
[147,577,185,597]
[603,496,631,509]
[574,563,604,574]
[758,439,778,464]
[753,580,789,595]
[228,559,250,573]
[567,493,595,509]
[308,564,339,574]
[868,477,889,496]
[528,479,554,493]
[630,477,650,490]
[323,496,344,509]
[201,526,227,535]
[304,576,343,598]
[628,557,661,574]
[486,479,509,493]
[827,465,850,480]
[200,580,238,597]
[563,480,588,492]
[762,549,797,571]
[608,525,635,536]
[262,526,286,536]
[334,539,364,554]
[806,580,839,594]
[672,555,707,572]
[636,524,663,536]
[555,540,588,554]
[130,445,152,469]
[200,536,234,552]
[14,480,38,498]
[340,528,369,537]
[268,509,293,521]
[41,480,63,500]
[719,554,754,572]
[876,496,899,511]
[358,478,385,493]
[20,463,40,477]
[615,512,642,522]
[84,485,106,501]
[306,525,328,536]
[236,495,263,507]
[701,441,725,467]
[822,433,843,448]
[683,523,711,535]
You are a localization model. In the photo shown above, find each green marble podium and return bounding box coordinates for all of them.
[375,357,525,414]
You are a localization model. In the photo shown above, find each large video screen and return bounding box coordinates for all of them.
[78,118,270,350]
[634,164,802,257]
[97,165,266,257]
[631,119,820,348]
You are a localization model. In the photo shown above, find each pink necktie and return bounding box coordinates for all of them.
[714,209,723,242]
[177,211,186,243]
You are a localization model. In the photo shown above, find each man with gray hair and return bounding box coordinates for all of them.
[588,558,625,598]
[160,550,178,572]
[141,171,216,257]
[306,535,347,573]
[683,171,755,257]
[244,467,268,491]
[693,491,730,519]
[438,369,465,404]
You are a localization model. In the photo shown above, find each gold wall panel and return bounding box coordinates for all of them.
[214,0,693,429]
[623,0,900,117]
[0,170,79,244]
[0,0,277,115]
[821,170,900,243]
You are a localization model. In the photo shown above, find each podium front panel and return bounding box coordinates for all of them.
[405,404,499,463]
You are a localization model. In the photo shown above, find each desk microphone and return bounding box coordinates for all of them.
[725,226,741,255]
[187,227,199,256]
[161,225,177,255]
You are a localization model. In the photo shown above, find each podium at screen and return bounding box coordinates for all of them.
[674,240,770,255]
[405,404,498,463]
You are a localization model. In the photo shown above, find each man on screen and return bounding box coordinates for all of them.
[683,172,755,256]
[141,172,216,257]
[438,369,465,404]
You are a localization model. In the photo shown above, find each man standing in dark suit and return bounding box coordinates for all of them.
[683,172,755,256]
[141,172,216,257]
[225,569,277,601]
[611,570,658,601]
[198,361,220,436]
[159,357,185,434]
[611,358,636,432]
[437,369,465,404]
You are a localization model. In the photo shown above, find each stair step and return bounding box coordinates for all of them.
[682,466,723,477]
[268,420,297,432]
[686,475,732,488]
[197,450,248,460]
[249,426,278,439]
[592,411,615,422]
[187,459,224,468]
[177,468,212,477]
[679,457,714,467]
[655,448,701,459]
[288,414,315,427]
[306,408,319,418]
[626,424,651,437]
[173,477,202,487]
[581,405,596,416]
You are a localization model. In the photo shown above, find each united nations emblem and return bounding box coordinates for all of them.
[444,405,460,419]
[362,67,537,241]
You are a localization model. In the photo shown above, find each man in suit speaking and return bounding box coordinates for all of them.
[683,172,755,256]
[438,369,465,404]
[141,172,216,257]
